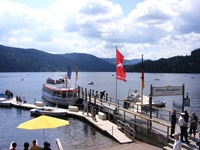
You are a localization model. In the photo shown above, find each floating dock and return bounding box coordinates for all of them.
[6,98,133,144]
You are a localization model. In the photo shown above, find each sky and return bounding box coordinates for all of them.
[0,0,200,60]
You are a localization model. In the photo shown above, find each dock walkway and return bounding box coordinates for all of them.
[7,98,133,144]
[3,94,200,149]
[78,88,200,150]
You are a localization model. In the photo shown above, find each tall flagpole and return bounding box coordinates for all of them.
[116,46,118,106]
[75,65,78,88]
[141,55,144,105]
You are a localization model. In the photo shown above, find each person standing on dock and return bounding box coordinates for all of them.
[82,99,89,116]
[189,111,198,140]
[91,106,96,121]
[10,142,17,150]
[42,142,52,150]
[179,113,190,144]
[184,109,189,137]
[172,133,182,150]
[30,140,42,150]
[184,109,189,123]
[171,110,177,138]
[100,90,106,100]
[23,142,29,150]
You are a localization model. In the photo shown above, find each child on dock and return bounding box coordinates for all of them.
[90,106,96,121]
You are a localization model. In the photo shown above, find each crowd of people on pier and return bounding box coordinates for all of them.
[10,140,52,150]
[170,109,200,150]
[5,90,13,99]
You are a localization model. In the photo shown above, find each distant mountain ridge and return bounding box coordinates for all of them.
[0,45,115,72]
[102,58,141,65]
[0,44,200,73]
[125,48,200,73]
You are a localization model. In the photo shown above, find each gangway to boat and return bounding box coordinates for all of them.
[117,119,136,140]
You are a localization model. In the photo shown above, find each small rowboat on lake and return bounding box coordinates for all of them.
[88,81,94,85]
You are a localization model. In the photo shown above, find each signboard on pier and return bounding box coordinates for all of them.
[184,98,190,106]
[152,86,183,96]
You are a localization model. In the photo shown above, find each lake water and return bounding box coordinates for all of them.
[0,72,200,150]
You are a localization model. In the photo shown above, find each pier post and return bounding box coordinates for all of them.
[92,90,94,97]
[149,95,152,129]
[89,89,91,103]
[156,109,158,117]
[106,93,108,101]
[77,86,80,98]
[149,85,153,130]
[112,126,113,135]
[85,88,87,101]
[96,91,98,99]
[182,84,185,112]
[81,87,84,99]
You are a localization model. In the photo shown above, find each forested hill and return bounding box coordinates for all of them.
[125,48,200,73]
[0,45,115,72]
[0,44,200,73]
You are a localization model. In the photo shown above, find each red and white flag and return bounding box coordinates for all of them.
[116,49,126,82]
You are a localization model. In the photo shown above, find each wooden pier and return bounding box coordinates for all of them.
[6,98,133,144]
[2,86,200,150]
[76,86,200,150]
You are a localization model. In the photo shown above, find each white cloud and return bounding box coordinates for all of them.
[0,0,200,60]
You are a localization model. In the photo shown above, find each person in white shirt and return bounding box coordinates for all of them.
[179,113,189,144]
[82,99,89,116]
[173,133,182,150]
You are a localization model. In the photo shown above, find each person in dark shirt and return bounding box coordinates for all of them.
[189,111,198,139]
[42,142,52,150]
[184,109,189,123]
[171,110,177,138]
[24,142,29,150]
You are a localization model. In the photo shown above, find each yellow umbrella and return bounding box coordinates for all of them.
[17,115,69,141]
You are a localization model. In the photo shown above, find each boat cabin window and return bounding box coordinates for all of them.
[67,92,74,98]
[62,92,66,98]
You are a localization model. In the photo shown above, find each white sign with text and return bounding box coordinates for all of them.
[152,86,183,96]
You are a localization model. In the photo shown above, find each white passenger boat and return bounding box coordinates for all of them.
[30,107,68,116]
[42,77,78,106]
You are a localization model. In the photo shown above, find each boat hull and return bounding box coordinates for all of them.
[30,108,68,117]
[0,101,11,107]
[144,101,166,107]
[42,91,78,106]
